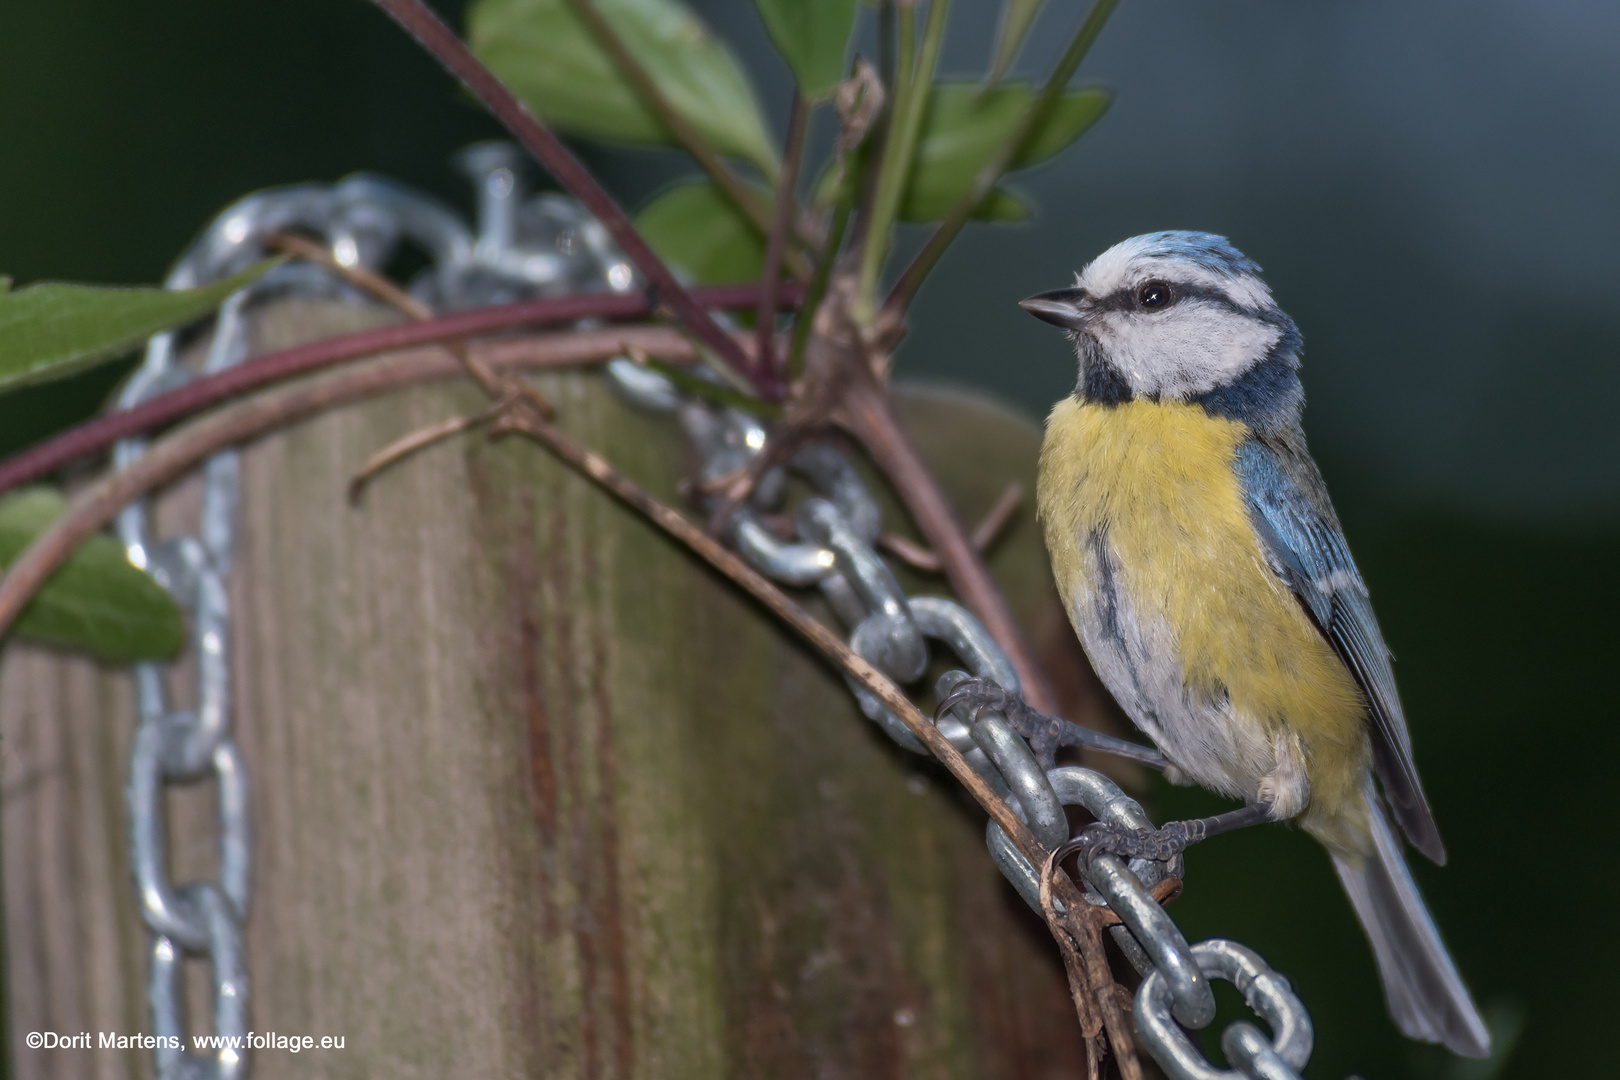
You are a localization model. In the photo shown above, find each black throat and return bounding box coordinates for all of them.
[1074,334,1133,406]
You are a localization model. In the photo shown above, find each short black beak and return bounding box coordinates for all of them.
[1020,288,1088,330]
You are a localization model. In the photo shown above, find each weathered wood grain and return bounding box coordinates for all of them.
[4,301,1126,1079]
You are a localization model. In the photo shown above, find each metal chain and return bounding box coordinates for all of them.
[119,142,1312,1079]
[611,380,1314,1078]
[113,144,637,1079]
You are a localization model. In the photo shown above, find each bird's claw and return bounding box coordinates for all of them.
[935,677,1064,768]
[934,676,1011,722]
[1063,820,1194,866]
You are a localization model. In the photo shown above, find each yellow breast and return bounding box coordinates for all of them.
[1037,396,1368,832]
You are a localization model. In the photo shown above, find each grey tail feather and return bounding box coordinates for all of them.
[1331,799,1491,1058]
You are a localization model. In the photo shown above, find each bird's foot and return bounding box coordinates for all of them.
[1061,820,1199,866]
[935,676,1171,771]
[1060,802,1276,866]
[935,677,1066,769]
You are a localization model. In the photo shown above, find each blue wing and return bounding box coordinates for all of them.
[1235,434,1446,864]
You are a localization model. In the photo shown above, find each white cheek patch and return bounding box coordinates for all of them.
[1104,303,1282,399]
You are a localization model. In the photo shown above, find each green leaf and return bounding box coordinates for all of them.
[753,0,857,100]
[986,0,1045,85]
[0,488,185,663]
[900,82,1112,221]
[0,260,275,396]
[469,0,778,173]
[974,188,1032,222]
[635,179,766,284]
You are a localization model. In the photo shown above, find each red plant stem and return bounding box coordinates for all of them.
[367,0,783,399]
[0,283,797,497]
[839,377,1058,715]
[757,93,808,378]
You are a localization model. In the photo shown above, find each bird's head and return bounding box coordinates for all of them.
[1022,231,1303,425]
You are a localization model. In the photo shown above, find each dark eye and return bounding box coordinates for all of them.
[1137,281,1174,310]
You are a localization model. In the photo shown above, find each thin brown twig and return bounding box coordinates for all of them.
[1040,851,1146,1080]
[265,230,554,418]
[971,480,1025,550]
[347,397,515,503]
[1039,851,1102,1072]
[366,0,781,397]
[878,480,1023,572]
[0,282,794,497]
[757,93,810,378]
[703,421,814,535]
[877,532,944,574]
[490,408,1076,887]
[266,231,432,318]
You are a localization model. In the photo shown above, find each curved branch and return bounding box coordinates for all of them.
[0,324,708,638]
[0,283,796,497]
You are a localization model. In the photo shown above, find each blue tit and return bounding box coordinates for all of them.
[1020,231,1489,1056]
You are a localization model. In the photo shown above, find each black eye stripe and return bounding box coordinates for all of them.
[1093,281,1256,317]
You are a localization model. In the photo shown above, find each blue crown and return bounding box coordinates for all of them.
[1132,231,1262,279]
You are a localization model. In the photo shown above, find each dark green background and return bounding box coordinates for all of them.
[2,1,1614,1077]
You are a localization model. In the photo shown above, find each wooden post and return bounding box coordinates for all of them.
[3,301,1125,1079]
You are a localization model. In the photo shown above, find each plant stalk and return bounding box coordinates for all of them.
[854,0,950,325]
[885,0,1118,314]
[758,93,810,377]
[786,204,851,381]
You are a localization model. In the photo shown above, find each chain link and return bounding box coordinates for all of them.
[1137,940,1314,1080]
[119,143,1315,1079]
